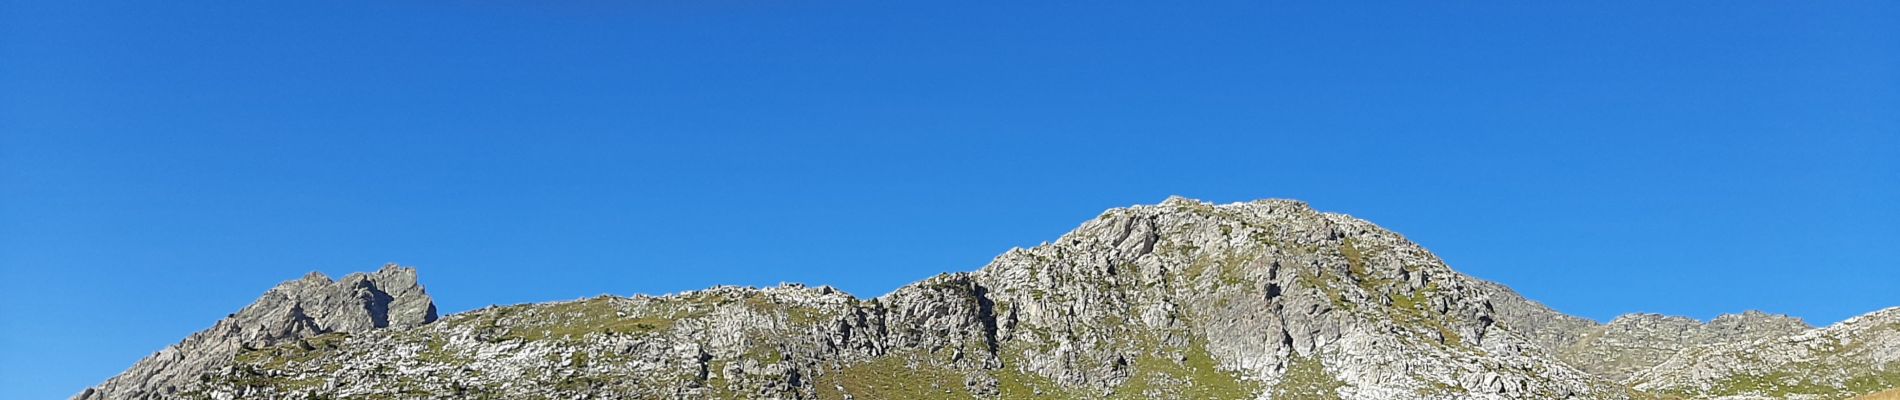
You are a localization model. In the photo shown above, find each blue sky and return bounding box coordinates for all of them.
[3,1,1896,398]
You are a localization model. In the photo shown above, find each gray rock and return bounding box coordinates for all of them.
[1629,307,1900,398]
[70,199,1900,400]
[74,264,435,400]
[1555,310,1810,383]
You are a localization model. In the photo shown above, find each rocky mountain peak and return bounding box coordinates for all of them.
[74,264,436,400]
[963,197,1613,397]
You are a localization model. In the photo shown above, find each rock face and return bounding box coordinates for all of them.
[75,264,436,400]
[74,198,1900,399]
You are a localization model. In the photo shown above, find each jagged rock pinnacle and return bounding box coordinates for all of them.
[74,264,435,400]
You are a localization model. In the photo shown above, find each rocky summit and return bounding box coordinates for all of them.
[75,198,1900,399]
[76,264,436,400]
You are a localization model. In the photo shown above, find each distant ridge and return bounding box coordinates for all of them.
[76,198,1900,399]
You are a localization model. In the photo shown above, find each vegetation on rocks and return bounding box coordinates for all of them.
[76,198,1900,400]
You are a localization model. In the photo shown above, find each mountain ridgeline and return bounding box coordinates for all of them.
[77,198,1900,399]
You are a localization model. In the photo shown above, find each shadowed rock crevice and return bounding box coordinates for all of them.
[972,283,1001,356]
[363,284,394,328]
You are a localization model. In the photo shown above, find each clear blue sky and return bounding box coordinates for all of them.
[3,1,1895,398]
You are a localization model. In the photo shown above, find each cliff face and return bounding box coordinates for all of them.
[74,198,1900,399]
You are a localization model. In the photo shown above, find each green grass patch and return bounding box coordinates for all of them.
[816,355,976,400]
[1109,338,1261,400]
[234,332,351,369]
[1269,354,1346,400]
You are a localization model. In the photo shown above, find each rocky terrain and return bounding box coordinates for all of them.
[75,198,1900,399]
[75,265,436,400]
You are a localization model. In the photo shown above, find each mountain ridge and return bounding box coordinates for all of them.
[75,197,1900,399]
